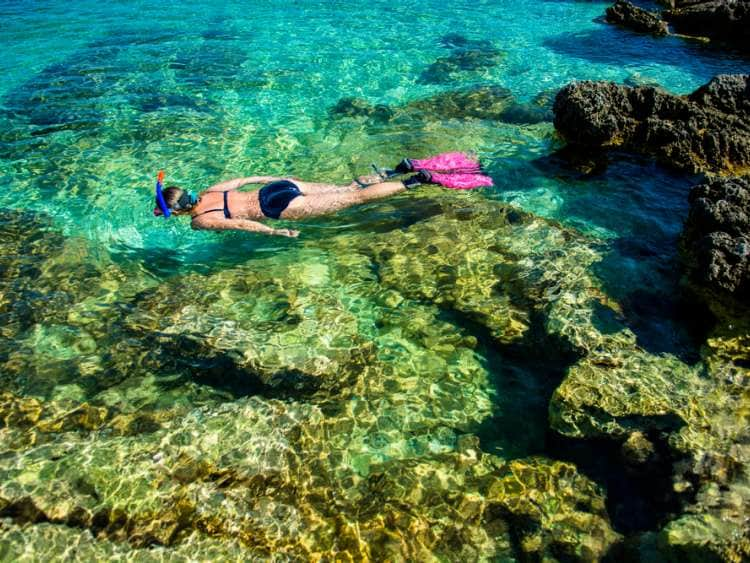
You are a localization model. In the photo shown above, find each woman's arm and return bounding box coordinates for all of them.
[204,176,287,193]
[192,216,299,237]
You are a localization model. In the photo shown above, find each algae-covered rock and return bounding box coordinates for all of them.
[341,198,610,347]
[367,205,532,343]
[0,519,253,562]
[549,344,704,439]
[0,393,618,561]
[548,290,750,560]
[0,192,630,560]
[0,209,158,401]
[358,453,619,561]
[126,263,375,394]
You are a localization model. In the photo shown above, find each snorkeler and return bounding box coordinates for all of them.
[153,153,493,237]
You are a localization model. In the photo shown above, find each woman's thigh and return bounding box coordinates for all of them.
[280,192,363,219]
[293,181,356,194]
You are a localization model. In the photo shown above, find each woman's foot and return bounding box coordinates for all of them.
[355,174,386,186]
[394,158,413,174]
[402,170,431,189]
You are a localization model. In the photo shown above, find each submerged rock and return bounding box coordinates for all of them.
[419,34,505,84]
[606,0,669,36]
[331,84,553,126]
[0,389,618,560]
[329,96,395,122]
[126,263,376,394]
[548,275,750,561]
[553,74,750,175]
[0,192,627,559]
[681,176,750,300]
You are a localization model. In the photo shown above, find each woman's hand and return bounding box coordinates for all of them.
[274,228,300,238]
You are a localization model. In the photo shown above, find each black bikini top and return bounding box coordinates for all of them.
[193,190,232,219]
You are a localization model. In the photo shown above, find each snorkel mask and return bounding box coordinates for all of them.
[154,170,170,218]
[153,170,197,217]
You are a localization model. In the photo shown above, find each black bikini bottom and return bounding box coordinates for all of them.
[258,180,302,219]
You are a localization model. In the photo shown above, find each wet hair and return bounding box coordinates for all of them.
[159,186,196,212]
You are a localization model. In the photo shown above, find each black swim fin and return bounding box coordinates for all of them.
[371,163,401,179]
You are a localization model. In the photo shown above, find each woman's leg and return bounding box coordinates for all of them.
[293,180,359,195]
[280,181,406,219]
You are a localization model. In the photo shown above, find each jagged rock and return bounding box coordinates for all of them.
[664,0,750,51]
[681,176,750,300]
[688,73,750,120]
[606,0,669,35]
[553,75,750,175]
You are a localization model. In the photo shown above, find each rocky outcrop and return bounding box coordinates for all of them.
[606,0,669,36]
[614,0,750,51]
[681,176,750,300]
[664,0,750,50]
[553,74,750,175]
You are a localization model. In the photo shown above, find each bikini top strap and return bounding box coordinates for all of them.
[193,208,225,218]
[193,191,232,219]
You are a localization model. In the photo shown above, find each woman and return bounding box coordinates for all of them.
[154,171,428,237]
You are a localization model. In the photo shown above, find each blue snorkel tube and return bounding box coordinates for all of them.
[155,170,170,218]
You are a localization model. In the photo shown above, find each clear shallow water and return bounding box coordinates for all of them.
[0,0,748,558]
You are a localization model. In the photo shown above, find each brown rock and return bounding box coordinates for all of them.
[553,75,750,175]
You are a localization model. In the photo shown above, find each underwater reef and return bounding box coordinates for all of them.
[1,13,749,561]
[553,74,750,176]
[1,172,749,559]
[0,201,629,560]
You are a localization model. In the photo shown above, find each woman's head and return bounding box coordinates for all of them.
[153,186,197,216]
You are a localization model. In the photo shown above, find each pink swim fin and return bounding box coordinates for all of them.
[411,151,481,173]
[393,151,482,175]
[427,171,494,190]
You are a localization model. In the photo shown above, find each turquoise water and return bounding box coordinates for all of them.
[1,0,749,558]
[1,0,744,251]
